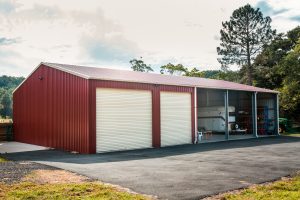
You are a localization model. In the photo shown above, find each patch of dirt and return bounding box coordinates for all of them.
[0,160,92,185]
[0,160,155,199]
[22,169,90,184]
[0,161,56,184]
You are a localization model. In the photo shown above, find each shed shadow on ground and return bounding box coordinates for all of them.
[3,136,300,164]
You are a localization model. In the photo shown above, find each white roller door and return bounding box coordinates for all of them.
[96,88,152,152]
[161,91,192,146]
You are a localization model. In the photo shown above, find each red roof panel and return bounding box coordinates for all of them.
[40,62,278,93]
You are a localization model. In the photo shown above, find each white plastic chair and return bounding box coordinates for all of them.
[197,131,203,142]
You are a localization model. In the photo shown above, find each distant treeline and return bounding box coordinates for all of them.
[0,76,25,118]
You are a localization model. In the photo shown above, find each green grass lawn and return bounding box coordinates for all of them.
[282,132,300,137]
[0,182,151,200]
[0,156,7,162]
[223,173,300,200]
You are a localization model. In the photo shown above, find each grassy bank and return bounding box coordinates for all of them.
[0,182,150,200]
[282,132,300,137]
[0,156,7,162]
[223,173,300,200]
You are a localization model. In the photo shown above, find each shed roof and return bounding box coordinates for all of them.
[16,62,279,93]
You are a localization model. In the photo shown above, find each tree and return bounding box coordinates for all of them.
[253,26,300,89]
[0,76,24,118]
[0,92,12,118]
[250,26,300,119]
[129,57,153,72]
[199,70,221,79]
[253,34,289,88]
[184,67,204,77]
[278,40,300,117]
[287,26,300,45]
[217,4,276,85]
[0,75,24,89]
[160,63,187,75]
[211,70,241,83]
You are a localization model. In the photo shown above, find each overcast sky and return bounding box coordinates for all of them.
[0,0,299,76]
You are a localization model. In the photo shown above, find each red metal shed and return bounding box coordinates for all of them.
[13,62,278,154]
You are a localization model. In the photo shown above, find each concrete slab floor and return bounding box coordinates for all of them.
[0,142,48,153]
[3,136,300,200]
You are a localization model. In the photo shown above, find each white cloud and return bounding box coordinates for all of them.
[0,1,141,75]
[0,0,299,76]
[0,0,19,14]
[255,0,300,33]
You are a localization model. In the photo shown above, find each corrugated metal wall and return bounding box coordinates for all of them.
[13,64,195,154]
[88,80,195,153]
[13,64,90,153]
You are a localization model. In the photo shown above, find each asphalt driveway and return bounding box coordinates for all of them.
[3,136,300,200]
